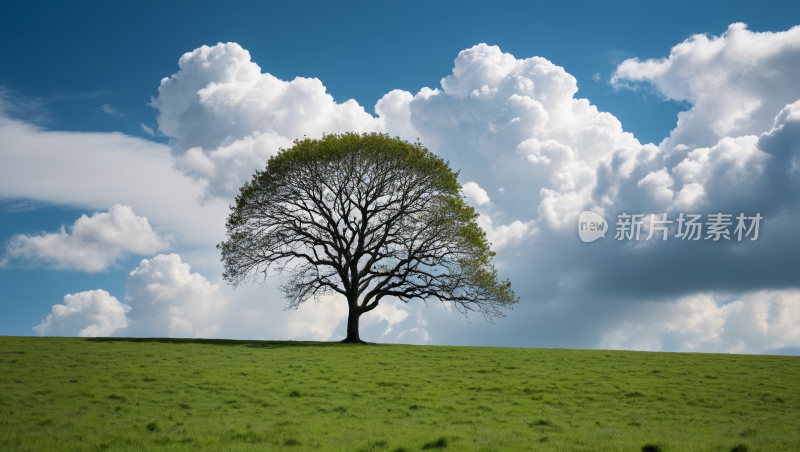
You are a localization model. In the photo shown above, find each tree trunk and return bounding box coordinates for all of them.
[341,308,365,343]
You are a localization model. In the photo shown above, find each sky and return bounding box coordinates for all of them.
[2,0,800,355]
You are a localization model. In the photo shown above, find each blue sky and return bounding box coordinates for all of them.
[2,0,800,354]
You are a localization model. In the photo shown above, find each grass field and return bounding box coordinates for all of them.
[0,337,798,451]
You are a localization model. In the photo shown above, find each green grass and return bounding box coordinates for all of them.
[0,336,798,451]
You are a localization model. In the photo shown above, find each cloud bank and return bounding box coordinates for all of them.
[600,290,800,354]
[16,24,800,354]
[33,254,227,338]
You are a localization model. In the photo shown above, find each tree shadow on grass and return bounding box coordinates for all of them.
[85,337,384,349]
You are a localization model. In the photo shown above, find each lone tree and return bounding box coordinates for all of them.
[218,132,518,343]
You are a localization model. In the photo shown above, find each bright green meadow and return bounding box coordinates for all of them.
[1,336,798,451]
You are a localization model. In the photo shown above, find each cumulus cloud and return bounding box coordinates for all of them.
[515,138,599,226]
[375,89,417,141]
[668,135,769,209]
[148,41,647,213]
[461,181,539,252]
[125,254,227,338]
[33,252,346,341]
[476,215,537,251]
[394,313,433,344]
[177,132,293,198]
[378,38,800,354]
[0,109,229,248]
[431,43,646,168]
[397,43,659,229]
[151,43,383,151]
[279,295,349,341]
[599,290,800,354]
[361,299,411,339]
[140,123,155,136]
[4,205,170,272]
[31,254,228,338]
[462,181,491,205]
[612,23,800,152]
[636,169,674,210]
[149,42,395,199]
[12,31,800,353]
[141,39,800,352]
[34,290,130,337]
[602,24,800,219]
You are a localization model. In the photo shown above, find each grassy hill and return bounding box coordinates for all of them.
[0,336,798,451]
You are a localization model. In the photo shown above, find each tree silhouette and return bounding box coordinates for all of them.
[218,132,517,343]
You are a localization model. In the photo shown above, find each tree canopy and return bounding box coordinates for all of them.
[218,132,518,342]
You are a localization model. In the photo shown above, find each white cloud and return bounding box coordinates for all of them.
[361,299,410,338]
[149,42,394,199]
[462,181,491,206]
[670,182,706,212]
[150,43,379,150]
[5,204,170,272]
[176,132,293,199]
[137,40,800,352]
[280,294,350,341]
[375,89,417,141]
[592,73,601,82]
[141,123,155,136]
[34,290,130,337]
[612,23,800,152]
[636,169,674,210]
[146,41,653,227]
[476,215,537,251]
[440,45,520,99]
[0,109,229,250]
[669,135,768,208]
[101,104,123,117]
[403,44,658,229]
[146,41,654,210]
[201,287,351,342]
[10,34,800,354]
[393,311,433,344]
[599,290,800,354]
[29,252,351,341]
[125,254,227,338]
